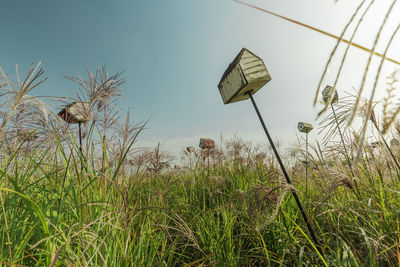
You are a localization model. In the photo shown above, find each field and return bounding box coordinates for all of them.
[3,0,400,266]
[2,131,400,266]
[1,64,400,266]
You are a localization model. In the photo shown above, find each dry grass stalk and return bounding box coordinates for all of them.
[0,63,53,155]
[235,0,400,161]
[319,90,372,146]
[382,70,400,134]
[316,0,373,112]
[64,65,124,139]
[246,183,289,230]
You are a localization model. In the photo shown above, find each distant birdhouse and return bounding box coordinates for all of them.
[58,102,91,124]
[322,85,338,104]
[199,138,215,149]
[297,122,313,133]
[218,48,271,104]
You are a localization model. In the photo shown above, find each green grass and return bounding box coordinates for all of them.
[1,132,400,266]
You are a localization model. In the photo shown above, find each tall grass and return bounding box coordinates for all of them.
[3,134,400,265]
[2,59,400,265]
[2,103,400,265]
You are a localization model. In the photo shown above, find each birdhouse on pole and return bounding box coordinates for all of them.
[216,48,321,250]
[199,138,215,149]
[322,85,338,104]
[58,101,91,157]
[391,138,400,148]
[218,48,271,104]
[58,102,91,124]
[297,122,313,133]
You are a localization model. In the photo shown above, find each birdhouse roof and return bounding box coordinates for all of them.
[58,101,91,124]
[199,138,215,149]
[217,48,271,104]
[218,48,260,88]
[297,122,313,133]
[322,85,338,104]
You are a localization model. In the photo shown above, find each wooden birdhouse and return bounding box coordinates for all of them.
[58,102,91,124]
[218,48,271,104]
[297,122,313,133]
[199,138,215,149]
[322,85,338,104]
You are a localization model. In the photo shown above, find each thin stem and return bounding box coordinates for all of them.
[78,122,83,155]
[330,104,355,178]
[373,122,400,177]
[306,132,309,196]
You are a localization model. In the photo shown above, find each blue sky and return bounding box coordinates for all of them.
[2,0,400,156]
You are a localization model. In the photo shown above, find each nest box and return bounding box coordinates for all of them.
[218,48,271,104]
[297,122,313,133]
[58,102,91,124]
[199,138,215,149]
[322,85,338,104]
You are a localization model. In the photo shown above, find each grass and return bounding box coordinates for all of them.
[1,52,400,265]
[235,0,400,158]
[2,124,400,266]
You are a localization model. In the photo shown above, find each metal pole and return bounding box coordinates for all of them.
[78,122,83,155]
[247,91,321,253]
[305,132,309,196]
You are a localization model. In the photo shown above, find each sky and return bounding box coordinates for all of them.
[2,0,400,159]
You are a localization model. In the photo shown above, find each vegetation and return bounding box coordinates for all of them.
[0,63,400,266]
[2,2,400,262]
